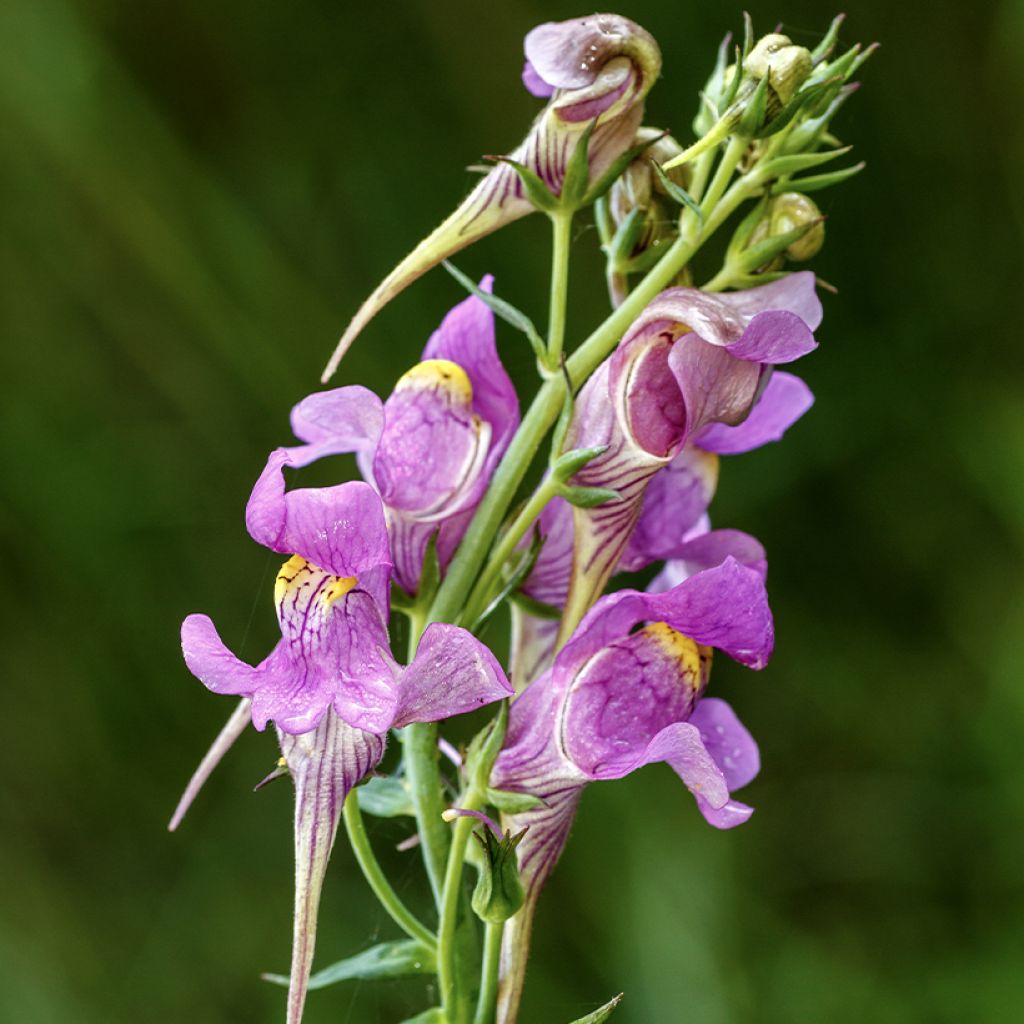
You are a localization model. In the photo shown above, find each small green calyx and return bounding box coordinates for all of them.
[471,826,528,924]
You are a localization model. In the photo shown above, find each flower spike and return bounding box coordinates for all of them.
[323,14,661,379]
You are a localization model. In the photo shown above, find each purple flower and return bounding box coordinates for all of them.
[289,282,518,593]
[493,555,770,994]
[557,273,820,630]
[178,439,512,1024]
[325,15,661,377]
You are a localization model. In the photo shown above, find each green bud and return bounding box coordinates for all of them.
[744,34,813,108]
[768,192,825,260]
[471,827,527,924]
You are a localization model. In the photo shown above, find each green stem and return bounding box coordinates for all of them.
[438,789,483,1023]
[402,722,450,908]
[473,921,504,1024]
[462,475,561,627]
[342,791,437,949]
[546,211,573,366]
[427,177,751,629]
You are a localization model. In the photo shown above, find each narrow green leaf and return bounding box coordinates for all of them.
[486,786,546,813]
[562,119,598,208]
[442,260,546,362]
[568,993,624,1023]
[737,72,769,136]
[493,156,559,212]
[605,206,647,265]
[509,590,562,620]
[811,13,846,64]
[736,218,823,272]
[756,146,852,182]
[770,162,865,195]
[469,530,545,633]
[262,940,435,990]
[560,485,622,509]
[741,11,754,59]
[650,161,703,224]
[553,445,609,480]
[582,131,664,206]
[356,775,415,818]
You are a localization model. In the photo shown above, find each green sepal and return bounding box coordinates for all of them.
[734,218,823,273]
[356,775,415,818]
[581,131,665,207]
[508,590,562,621]
[726,195,771,261]
[553,444,609,480]
[770,162,865,195]
[559,484,622,509]
[756,146,851,183]
[493,155,559,212]
[650,161,703,225]
[811,13,846,65]
[754,78,835,139]
[594,195,615,248]
[605,206,647,266]
[722,44,745,108]
[561,119,598,209]
[442,260,546,364]
[262,940,436,990]
[486,786,546,813]
[694,32,734,135]
[741,12,755,60]
[568,993,625,1023]
[736,72,770,136]
[471,827,527,924]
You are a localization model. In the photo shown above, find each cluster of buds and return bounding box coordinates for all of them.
[170,11,872,1024]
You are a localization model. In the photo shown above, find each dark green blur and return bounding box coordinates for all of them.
[1,1,1021,1021]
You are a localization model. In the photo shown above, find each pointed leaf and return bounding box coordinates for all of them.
[811,13,846,64]
[757,147,852,182]
[605,206,647,265]
[560,484,623,509]
[356,775,415,818]
[493,156,559,212]
[737,72,769,136]
[486,786,546,813]
[553,444,610,480]
[770,162,866,195]
[568,993,624,1023]
[582,132,665,206]
[262,940,436,990]
[442,260,546,362]
[651,161,703,224]
[562,119,598,208]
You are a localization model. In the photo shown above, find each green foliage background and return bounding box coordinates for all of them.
[2,0,1022,1021]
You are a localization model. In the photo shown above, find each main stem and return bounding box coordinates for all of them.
[342,792,437,949]
[473,922,504,1024]
[546,211,573,366]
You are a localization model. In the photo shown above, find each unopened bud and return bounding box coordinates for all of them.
[745,34,813,107]
[471,827,527,924]
[769,192,825,260]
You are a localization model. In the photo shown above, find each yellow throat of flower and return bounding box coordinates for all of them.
[396,359,473,403]
[275,554,358,608]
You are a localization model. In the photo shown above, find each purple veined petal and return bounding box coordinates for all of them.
[695,796,755,829]
[288,385,384,462]
[717,270,823,331]
[521,59,554,97]
[392,623,512,729]
[561,623,711,777]
[724,309,818,364]
[688,697,760,791]
[667,333,765,440]
[694,371,814,454]
[585,720,731,813]
[181,613,287,702]
[246,454,392,584]
[557,555,774,673]
[619,446,719,572]
[421,277,520,461]
[509,606,560,694]
[647,527,767,594]
[278,712,386,1024]
[521,495,574,606]
[373,360,491,515]
[167,697,251,832]
[524,14,660,92]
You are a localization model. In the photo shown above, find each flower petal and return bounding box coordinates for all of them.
[619,447,719,572]
[246,455,391,586]
[288,385,384,462]
[694,371,813,454]
[392,623,512,728]
[421,277,519,459]
[521,59,554,97]
[719,270,822,331]
[181,613,280,698]
[687,697,760,790]
[278,713,386,1024]
[558,556,774,673]
[724,310,817,364]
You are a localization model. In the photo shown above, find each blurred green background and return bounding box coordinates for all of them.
[2,0,1022,1021]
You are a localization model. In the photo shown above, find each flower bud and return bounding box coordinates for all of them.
[471,826,527,924]
[744,34,812,108]
[768,192,825,261]
[606,128,687,255]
